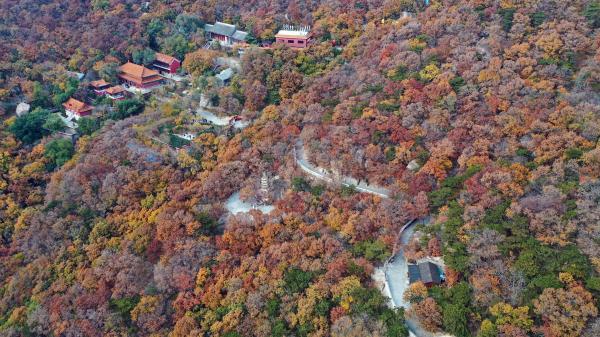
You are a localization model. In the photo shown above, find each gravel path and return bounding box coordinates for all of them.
[224,192,274,215]
[197,108,248,129]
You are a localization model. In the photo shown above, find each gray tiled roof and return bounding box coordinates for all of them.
[418,262,441,284]
[216,68,234,82]
[408,264,421,284]
[205,22,237,37]
[232,30,248,41]
[408,262,442,284]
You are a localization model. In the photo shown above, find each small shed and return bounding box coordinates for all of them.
[216,68,234,86]
[408,262,442,287]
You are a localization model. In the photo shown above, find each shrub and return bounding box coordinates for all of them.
[292,177,311,192]
[530,12,546,27]
[109,296,140,322]
[584,2,600,28]
[283,267,315,293]
[352,240,390,262]
[169,134,191,148]
[44,138,74,168]
[110,98,145,120]
[565,147,583,159]
[10,108,51,144]
[43,114,66,133]
[76,117,101,135]
[340,184,357,197]
[449,76,465,92]
[499,8,516,32]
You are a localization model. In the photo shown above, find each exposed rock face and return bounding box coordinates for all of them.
[407,159,420,171]
[16,102,30,117]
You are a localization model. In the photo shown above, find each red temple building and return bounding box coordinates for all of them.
[90,79,110,95]
[152,52,181,75]
[63,98,92,120]
[118,62,163,90]
[275,26,311,48]
[105,85,126,100]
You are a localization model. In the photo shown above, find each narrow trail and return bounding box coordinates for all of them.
[293,139,392,198]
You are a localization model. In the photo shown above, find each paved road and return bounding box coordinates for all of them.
[294,140,391,198]
[385,218,440,337]
[386,220,417,309]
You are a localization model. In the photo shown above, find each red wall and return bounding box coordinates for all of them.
[124,79,163,89]
[139,80,163,89]
[212,34,227,41]
[169,60,181,74]
[276,37,308,48]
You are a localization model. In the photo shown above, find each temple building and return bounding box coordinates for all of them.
[152,52,181,75]
[118,62,163,90]
[105,86,126,100]
[90,79,111,95]
[63,98,92,120]
[204,21,248,46]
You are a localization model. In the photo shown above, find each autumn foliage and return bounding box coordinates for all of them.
[1,0,600,336]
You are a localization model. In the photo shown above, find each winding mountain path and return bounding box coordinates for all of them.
[293,139,392,198]
[293,140,443,335]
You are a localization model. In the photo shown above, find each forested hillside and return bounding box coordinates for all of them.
[1,1,599,336]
